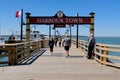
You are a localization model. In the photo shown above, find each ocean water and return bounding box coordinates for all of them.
[75,36,120,45]
[77,36,120,53]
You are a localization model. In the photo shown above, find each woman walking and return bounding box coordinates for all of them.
[58,37,62,47]
[49,37,54,55]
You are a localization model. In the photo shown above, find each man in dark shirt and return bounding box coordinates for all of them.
[87,34,96,59]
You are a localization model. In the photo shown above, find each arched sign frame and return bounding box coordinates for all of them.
[26,11,95,48]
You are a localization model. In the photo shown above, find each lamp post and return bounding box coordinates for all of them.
[70,24,72,42]
[76,13,79,48]
[34,25,36,38]
[49,25,51,39]
[54,28,56,37]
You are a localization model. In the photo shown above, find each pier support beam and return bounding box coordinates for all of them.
[90,12,95,35]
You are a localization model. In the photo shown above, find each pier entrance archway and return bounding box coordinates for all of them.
[25,11,95,48]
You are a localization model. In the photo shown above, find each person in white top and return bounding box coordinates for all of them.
[62,34,71,58]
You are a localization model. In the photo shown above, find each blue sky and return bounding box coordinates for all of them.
[0,0,120,36]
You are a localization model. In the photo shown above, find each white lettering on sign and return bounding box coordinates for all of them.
[30,17,90,24]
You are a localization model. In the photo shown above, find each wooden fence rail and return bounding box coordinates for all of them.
[0,39,48,65]
[72,39,120,68]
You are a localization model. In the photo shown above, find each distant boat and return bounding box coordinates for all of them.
[30,30,43,40]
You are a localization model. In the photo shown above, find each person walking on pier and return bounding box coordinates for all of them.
[49,37,54,55]
[62,34,71,58]
[87,34,96,59]
[58,36,62,47]
[54,36,58,47]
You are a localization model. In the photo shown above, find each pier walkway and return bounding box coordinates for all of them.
[0,44,120,80]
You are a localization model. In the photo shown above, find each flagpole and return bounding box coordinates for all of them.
[20,9,23,41]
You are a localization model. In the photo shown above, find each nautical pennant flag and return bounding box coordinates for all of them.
[15,10,21,18]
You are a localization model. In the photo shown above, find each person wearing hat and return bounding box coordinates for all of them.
[87,34,96,59]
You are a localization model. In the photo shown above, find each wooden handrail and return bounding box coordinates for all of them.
[71,39,120,68]
[0,39,49,65]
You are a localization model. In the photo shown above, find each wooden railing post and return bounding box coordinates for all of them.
[100,46,103,63]
[102,46,108,65]
[99,45,108,65]
[8,45,17,65]
[41,40,44,48]
[94,45,99,59]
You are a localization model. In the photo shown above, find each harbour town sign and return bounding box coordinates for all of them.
[30,17,90,24]
[28,11,91,25]
[25,11,95,43]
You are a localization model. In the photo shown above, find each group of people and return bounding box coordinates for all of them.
[49,34,71,57]
[49,34,96,59]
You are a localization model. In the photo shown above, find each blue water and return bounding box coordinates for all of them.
[76,36,120,45]
[0,57,8,61]
[0,35,11,63]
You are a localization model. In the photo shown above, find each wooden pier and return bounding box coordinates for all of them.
[0,41,120,80]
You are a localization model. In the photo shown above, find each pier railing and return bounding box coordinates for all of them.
[0,39,48,65]
[72,39,120,68]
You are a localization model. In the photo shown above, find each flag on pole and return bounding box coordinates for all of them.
[15,10,21,18]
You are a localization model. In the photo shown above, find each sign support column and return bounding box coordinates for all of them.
[90,12,95,35]
[26,12,31,55]
[26,13,31,42]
